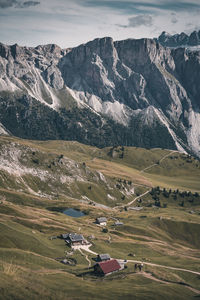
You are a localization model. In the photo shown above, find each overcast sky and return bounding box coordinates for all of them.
[0,0,200,48]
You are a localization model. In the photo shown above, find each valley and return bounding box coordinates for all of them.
[0,136,200,299]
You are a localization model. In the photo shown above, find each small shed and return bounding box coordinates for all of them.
[97,253,111,262]
[96,217,107,226]
[94,259,121,276]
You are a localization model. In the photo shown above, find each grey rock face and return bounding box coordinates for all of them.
[0,35,200,157]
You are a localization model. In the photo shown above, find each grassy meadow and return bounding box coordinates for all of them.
[0,136,200,299]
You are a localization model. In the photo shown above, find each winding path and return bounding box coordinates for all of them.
[117,259,200,276]
[78,248,91,268]
[114,150,180,210]
[140,150,178,173]
[76,245,200,277]
[125,189,151,207]
[114,189,151,209]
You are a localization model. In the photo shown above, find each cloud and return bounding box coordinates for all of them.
[0,0,200,48]
[0,0,17,8]
[118,14,153,28]
[76,0,152,15]
[17,1,40,8]
[76,0,200,15]
[128,14,153,27]
[171,13,178,24]
[0,0,40,9]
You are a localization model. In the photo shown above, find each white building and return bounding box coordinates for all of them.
[96,217,107,226]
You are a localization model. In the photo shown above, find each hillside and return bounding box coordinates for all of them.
[0,137,200,299]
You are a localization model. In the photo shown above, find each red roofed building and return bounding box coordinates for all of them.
[94,259,121,276]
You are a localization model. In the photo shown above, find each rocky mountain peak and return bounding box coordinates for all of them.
[188,30,200,46]
[35,44,63,58]
[0,33,200,158]
[62,36,115,67]
[157,29,200,48]
[0,43,9,59]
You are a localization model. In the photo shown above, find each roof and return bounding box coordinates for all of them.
[98,254,111,261]
[96,217,107,223]
[98,259,121,275]
[69,233,84,242]
[61,233,84,242]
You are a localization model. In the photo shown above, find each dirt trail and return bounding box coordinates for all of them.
[187,286,200,294]
[140,150,178,173]
[138,272,200,295]
[79,248,200,277]
[78,248,91,267]
[125,189,150,207]
[125,259,200,276]
[141,271,168,284]
[114,189,150,209]
[114,150,179,210]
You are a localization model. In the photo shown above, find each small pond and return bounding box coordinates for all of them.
[63,208,85,218]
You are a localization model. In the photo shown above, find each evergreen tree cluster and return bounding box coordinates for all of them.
[149,186,199,208]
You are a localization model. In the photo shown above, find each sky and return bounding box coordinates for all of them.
[0,0,200,48]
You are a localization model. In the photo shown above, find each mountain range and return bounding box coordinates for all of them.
[0,30,200,157]
[157,30,200,48]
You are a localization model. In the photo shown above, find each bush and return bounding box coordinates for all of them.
[32,158,39,164]
[155,200,161,207]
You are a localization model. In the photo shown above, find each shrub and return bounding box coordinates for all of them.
[32,158,39,164]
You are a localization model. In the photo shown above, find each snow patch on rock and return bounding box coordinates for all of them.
[0,122,9,135]
[150,106,187,153]
[67,87,133,126]
[187,110,200,157]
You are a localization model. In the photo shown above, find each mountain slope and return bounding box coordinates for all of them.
[0,136,200,202]
[0,36,200,157]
